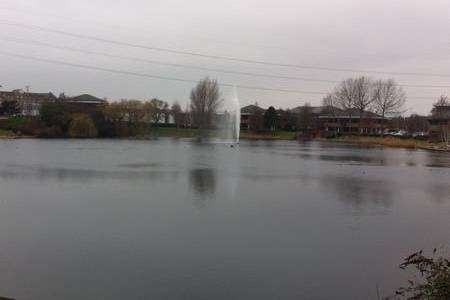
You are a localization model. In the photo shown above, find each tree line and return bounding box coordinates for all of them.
[0,77,222,138]
[0,76,446,139]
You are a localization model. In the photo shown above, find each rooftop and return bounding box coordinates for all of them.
[67,94,106,104]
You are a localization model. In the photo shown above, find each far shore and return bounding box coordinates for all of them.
[1,128,449,152]
[323,135,449,152]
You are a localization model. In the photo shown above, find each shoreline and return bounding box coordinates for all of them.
[1,131,449,153]
[319,136,450,152]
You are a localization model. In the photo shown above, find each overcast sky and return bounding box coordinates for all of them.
[1,0,449,114]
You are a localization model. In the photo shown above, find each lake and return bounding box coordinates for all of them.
[0,139,449,300]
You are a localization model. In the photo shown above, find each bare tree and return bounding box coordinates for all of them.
[432,95,450,144]
[432,95,449,115]
[321,93,342,122]
[146,98,165,125]
[190,77,222,134]
[371,79,406,135]
[171,102,183,128]
[264,106,278,131]
[332,76,374,134]
[161,101,170,124]
[322,93,338,115]
[333,79,355,111]
[297,102,314,132]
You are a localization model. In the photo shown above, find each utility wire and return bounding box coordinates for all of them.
[1,36,450,90]
[0,6,289,52]
[2,20,450,78]
[0,50,438,100]
[0,36,337,83]
[0,50,328,95]
[0,6,442,61]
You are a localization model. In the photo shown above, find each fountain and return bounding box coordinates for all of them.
[215,86,240,144]
[232,87,241,144]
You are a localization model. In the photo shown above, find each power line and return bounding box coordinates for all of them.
[0,50,328,95]
[2,36,450,89]
[0,36,337,84]
[0,50,439,100]
[0,6,443,62]
[2,20,450,78]
[0,6,290,52]
[2,37,450,93]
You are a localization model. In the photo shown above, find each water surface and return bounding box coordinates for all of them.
[0,139,449,299]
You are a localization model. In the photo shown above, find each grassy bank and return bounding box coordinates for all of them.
[146,128,297,140]
[0,125,297,140]
[240,130,296,140]
[328,135,449,151]
[147,127,203,138]
[2,125,448,152]
[0,128,15,138]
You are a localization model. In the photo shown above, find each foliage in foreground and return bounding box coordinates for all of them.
[388,250,450,300]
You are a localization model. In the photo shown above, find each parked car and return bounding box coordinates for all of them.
[412,131,429,138]
[385,130,407,136]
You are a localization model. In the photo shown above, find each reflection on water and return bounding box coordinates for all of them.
[189,168,217,207]
[425,152,450,168]
[323,173,393,216]
[0,139,449,300]
[278,149,387,166]
[425,183,450,204]
[118,162,164,168]
[0,164,179,182]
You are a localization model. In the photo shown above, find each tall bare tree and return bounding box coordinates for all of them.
[147,98,165,125]
[371,79,406,135]
[332,76,374,134]
[161,101,170,124]
[190,77,222,134]
[372,79,406,117]
[171,102,183,128]
[432,95,449,115]
[333,78,356,111]
[264,106,278,131]
[297,102,314,132]
[322,94,337,113]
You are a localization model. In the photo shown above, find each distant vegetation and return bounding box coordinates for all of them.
[0,99,171,138]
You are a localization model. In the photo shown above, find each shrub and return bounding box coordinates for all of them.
[40,101,70,131]
[67,114,98,138]
[0,117,46,136]
[389,250,450,299]
[37,125,64,138]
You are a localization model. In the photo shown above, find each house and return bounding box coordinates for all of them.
[292,105,386,135]
[65,94,107,108]
[291,105,327,115]
[58,94,107,116]
[428,103,450,141]
[239,104,386,134]
[240,104,266,130]
[0,89,57,116]
[317,108,386,135]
